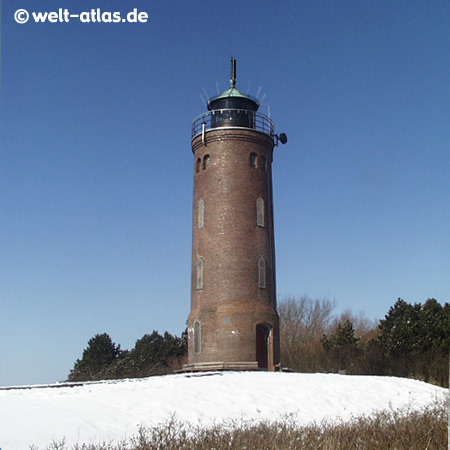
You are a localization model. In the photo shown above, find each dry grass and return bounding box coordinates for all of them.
[43,397,448,450]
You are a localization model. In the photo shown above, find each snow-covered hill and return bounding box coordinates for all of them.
[0,372,446,449]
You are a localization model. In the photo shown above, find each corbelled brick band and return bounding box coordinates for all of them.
[185,127,280,371]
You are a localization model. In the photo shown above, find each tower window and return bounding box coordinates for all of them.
[258,256,266,289]
[198,199,204,229]
[196,158,201,174]
[256,197,264,227]
[203,154,210,170]
[250,152,257,168]
[196,257,204,290]
[260,155,266,171]
[193,321,201,354]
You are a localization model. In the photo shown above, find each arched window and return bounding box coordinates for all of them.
[260,155,266,171]
[203,154,210,170]
[258,256,266,289]
[196,257,204,290]
[198,199,204,229]
[250,152,257,168]
[196,158,201,174]
[193,321,201,354]
[256,197,264,227]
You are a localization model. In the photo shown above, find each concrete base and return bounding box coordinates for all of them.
[181,361,259,372]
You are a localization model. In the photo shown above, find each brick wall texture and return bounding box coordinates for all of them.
[187,128,280,369]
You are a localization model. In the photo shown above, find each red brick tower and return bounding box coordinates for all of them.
[184,59,286,372]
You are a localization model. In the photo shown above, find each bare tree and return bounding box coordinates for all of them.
[279,296,336,372]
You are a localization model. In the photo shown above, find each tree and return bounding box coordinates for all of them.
[68,330,187,381]
[129,330,185,376]
[376,298,449,385]
[279,296,335,372]
[68,333,121,381]
[415,299,449,385]
[378,298,421,356]
[321,320,360,373]
[417,299,445,352]
[322,320,359,350]
[332,309,379,344]
[441,302,450,351]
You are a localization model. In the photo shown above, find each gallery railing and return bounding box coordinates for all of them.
[192,109,274,140]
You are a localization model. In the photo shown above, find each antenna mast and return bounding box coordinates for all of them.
[230,57,237,88]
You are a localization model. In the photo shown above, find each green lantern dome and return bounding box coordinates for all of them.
[207,58,259,112]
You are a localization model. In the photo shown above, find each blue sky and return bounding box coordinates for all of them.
[1,0,449,386]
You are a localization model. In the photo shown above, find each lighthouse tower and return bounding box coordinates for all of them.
[184,59,286,372]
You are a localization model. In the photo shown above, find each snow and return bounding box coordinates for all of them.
[0,372,447,449]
